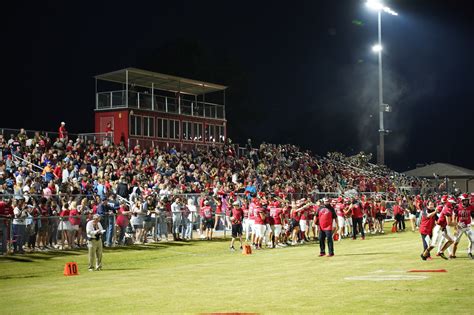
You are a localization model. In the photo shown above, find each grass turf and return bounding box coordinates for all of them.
[0,227,473,314]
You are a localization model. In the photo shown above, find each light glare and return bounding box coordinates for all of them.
[366,0,384,11]
[372,44,383,52]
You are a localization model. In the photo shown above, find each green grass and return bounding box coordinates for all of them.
[1,227,473,314]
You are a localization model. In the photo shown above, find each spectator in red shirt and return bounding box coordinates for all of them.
[314,198,338,256]
[116,203,131,245]
[0,198,14,255]
[392,199,406,232]
[58,122,68,140]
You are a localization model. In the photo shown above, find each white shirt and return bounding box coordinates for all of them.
[86,220,104,240]
[13,207,27,225]
[171,202,182,218]
[62,169,69,183]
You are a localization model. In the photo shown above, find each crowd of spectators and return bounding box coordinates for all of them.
[0,126,428,254]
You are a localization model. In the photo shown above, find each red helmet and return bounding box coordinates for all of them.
[337,196,343,203]
[416,195,421,200]
[460,193,469,200]
[441,195,448,203]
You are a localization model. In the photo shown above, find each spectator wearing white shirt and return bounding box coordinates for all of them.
[171,198,183,241]
[86,214,104,271]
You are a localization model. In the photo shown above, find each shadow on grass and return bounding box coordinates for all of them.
[0,274,40,280]
[0,238,231,262]
[339,252,394,256]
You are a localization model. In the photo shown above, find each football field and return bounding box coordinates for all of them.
[1,228,473,314]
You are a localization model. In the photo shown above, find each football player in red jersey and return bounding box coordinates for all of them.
[253,202,266,249]
[428,198,456,259]
[334,197,346,241]
[451,194,473,259]
[343,198,352,237]
[420,201,437,260]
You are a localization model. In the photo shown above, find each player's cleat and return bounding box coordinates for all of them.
[449,255,456,259]
[436,252,441,257]
[426,256,433,261]
[468,253,473,260]
[326,254,334,257]
[319,253,325,257]
[420,254,427,261]
[88,268,94,272]
[230,246,235,252]
[439,253,448,260]
[239,246,243,250]
[361,237,365,240]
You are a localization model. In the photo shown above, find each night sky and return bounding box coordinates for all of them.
[2,0,473,171]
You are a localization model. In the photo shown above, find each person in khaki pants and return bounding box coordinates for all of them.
[86,214,104,271]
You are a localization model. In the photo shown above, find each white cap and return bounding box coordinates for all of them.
[61,122,66,125]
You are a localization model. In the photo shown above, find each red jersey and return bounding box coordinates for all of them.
[419,208,436,235]
[248,202,256,220]
[291,207,301,222]
[316,206,336,231]
[300,208,308,221]
[201,206,213,219]
[242,205,249,218]
[254,207,265,225]
[335,203,345,217]
[437,206,452,228]
[270,207,282,225]
[456,205,473,225]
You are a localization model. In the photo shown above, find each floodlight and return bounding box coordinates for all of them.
[372,44,383,52]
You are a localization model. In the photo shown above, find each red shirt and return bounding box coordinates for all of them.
[254,207,265,225]
[351,203,363,218]
[59,126,68,139]
[456,205,473,225]
[201,206,213,219]
[230,207,244,224]
[437,206,452,228]
[270,207,282,225]
[248,202,256,220]
[316,206,336,231]
[419,208,436,235]
[393,205,403,216]
[60,209,70,219]
[242,205,249,218]
[335,203,345,217]
[0,201,13,224]
[116,206,130,228]
[69,209,81,226]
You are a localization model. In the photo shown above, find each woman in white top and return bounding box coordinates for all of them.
[130,200,145,243]
[12,198,27,254]
[185,199,197,240]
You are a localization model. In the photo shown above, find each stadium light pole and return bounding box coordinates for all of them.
[366,0,397,165]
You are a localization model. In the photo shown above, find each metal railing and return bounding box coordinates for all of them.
[96,90,226,120]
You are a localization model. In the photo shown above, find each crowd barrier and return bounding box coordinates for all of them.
[0,196,401,255]
[0,211,236,254]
